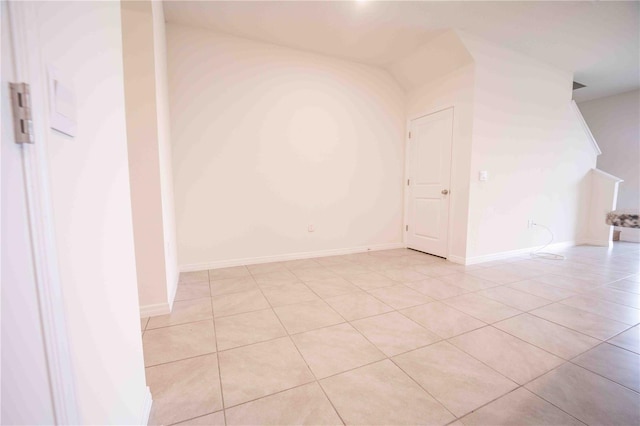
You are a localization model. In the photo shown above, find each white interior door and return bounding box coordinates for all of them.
[1,4,56,423]
[406,108,453,257]
[1,2,78,423]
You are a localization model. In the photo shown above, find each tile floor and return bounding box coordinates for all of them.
[142,243,640,425]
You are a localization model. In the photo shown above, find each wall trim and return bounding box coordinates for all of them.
[581,238,613,248]
[450,240,579,265]
[141,274,177,318]
[571,100,602,156]
[140,302,171,318]
[447,255,466,265]
[140,386,153,426]
[167,273,178,311]
[180,242,405,272]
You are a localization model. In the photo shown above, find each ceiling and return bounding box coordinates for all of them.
[163,1,640,102]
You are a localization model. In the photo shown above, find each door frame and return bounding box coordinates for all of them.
[402,106,455,259]
[5,2,79,423]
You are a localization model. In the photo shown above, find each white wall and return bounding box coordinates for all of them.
[579,89,640,211]
[152,1,179,306]
[122,0,178,315]
[459,33,597,259]
[167,24,406,269]
[35,1,148,423]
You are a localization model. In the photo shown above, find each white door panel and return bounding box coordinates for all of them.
[1,3,56,422]
[406,108,453,257]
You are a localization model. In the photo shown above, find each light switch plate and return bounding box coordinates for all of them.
[48,66,77,137]
[479,170,488,181]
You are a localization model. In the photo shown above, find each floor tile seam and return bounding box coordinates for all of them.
[555,299,640,326]
[245,267,348,426]
[174,292,218,303]
[455,383,588,426]
[507,357,613,423]
[386,355,464,421]
[364,283,438,307]
[524,309,617,341]
[337,302,429,325]
[173,250,638,415]
[391,306,465,339]
[271,273,363,312]
[493,315,606,359]
[394,288,469,302]
[278,281,394,365]
[583,292,640,310]
[211,284,270,299]
[605,323,640,340]
[454,285,556,312]
[213,297,293,318]
[256,279,315,292]
[144,316,216,332]
[217,379,319,414]
[144,350,219,370]
[327,301,453,350]
[177,279,209,286]
[520,362,632,425]
[436,295,522,325]
[520,353,632,393]
[480,282,556,302]
[605,282,640,295]
[209,292,228,425]
[422,337,523,388]
[254,275,349,426]
[209,274,258,285]
[565,288,640,307]
[566,357,640,395]
[606,339,640,355]
[529,302,640,330]
[310,373,348,425]
[321,356,455,425]
[398,310,488,340]
[266,276,446,384]
[451,323,583,363]
[166,409,224,426]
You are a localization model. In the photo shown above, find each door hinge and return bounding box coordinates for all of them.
[407,179,410,186]
[406,225,408,231]
[408,131,411,139]
[9,82,34,144]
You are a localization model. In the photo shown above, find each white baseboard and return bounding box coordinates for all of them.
[454,240,579,265]
[140,386,153,426]
[140,302,171,318]
[139,273,178,318]
[180,242,405,272]
[581,238,612,247]
[447,255,466,265]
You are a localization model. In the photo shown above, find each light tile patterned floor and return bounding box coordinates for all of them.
[143,243,640,425]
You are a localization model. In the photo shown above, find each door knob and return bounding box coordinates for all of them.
[441,189,449,195]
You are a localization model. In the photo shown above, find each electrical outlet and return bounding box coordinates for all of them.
[527,220,535,229]
[308,224,315,232]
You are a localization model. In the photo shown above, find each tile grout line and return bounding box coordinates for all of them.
[161,275,637,362]
[269,267,466,422]
[174,270,638,365]
[162,248,639,423]
[166,410,223,426]
[246,266,348,426]
[207,268,229,426]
